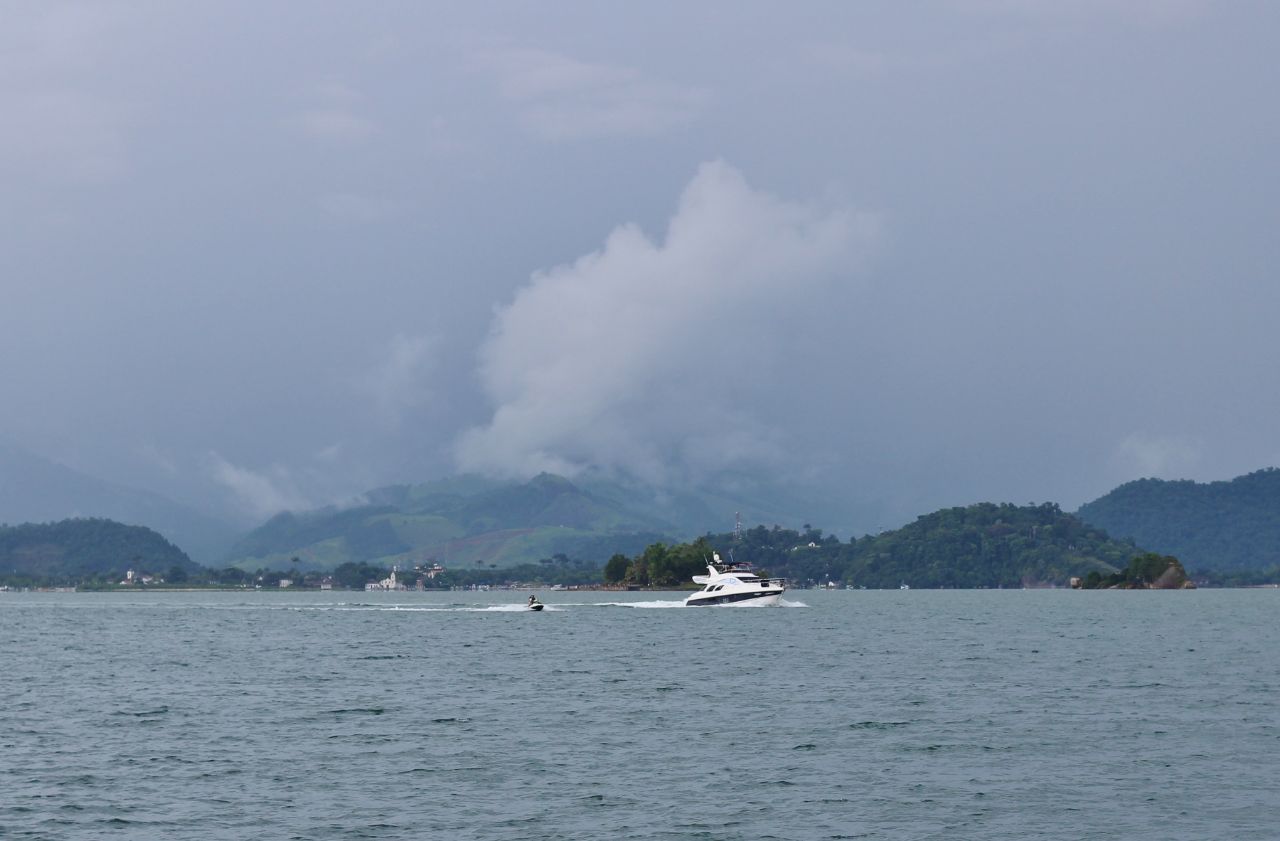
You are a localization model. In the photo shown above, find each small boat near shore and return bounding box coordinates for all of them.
[684,553,786,607]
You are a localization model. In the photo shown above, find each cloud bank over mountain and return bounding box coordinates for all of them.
[456,161,878,485]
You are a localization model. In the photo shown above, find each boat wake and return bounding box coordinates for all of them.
[255,598,806,612]
[285,603,555,613]
[595,599,686,609]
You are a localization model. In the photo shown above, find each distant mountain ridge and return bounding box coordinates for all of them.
[0,440,237,564]
[224,472,684,571]
[1077,468,1280,571]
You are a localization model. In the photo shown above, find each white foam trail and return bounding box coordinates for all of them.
[597,600,686,609]
[339,604,545,612]
[301,606,454,612]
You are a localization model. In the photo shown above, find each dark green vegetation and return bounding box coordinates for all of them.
[607,503,1147,589]
[1075,553,1190,589]
[602,539,720,588]
[1078,468,1280,579]
[0,518,197,587]
[224,473,677,572]
[824,503,1138,588]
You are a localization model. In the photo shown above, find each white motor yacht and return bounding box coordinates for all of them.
[684,553,786,607]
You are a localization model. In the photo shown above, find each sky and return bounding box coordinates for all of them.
[2,1,1278,532]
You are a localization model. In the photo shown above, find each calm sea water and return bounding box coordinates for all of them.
[2,589,1276,840]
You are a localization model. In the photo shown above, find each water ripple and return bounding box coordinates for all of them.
[2,588,1277,840]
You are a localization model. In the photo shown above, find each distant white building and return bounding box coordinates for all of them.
[278,579,293,588]
[366,566,407,591]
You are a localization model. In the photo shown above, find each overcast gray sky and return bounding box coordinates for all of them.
[3,1,1278,531]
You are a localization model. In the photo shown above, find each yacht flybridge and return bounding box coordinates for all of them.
[684,553,786,607]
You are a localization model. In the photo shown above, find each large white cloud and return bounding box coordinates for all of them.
[455,161,878,485]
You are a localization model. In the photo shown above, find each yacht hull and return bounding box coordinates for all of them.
[683,589,783,607]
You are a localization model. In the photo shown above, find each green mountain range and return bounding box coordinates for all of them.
[227,465,1280,581]
[1077,468,1280,571]
[10,458,1280,585]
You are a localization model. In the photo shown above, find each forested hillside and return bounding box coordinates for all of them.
[1078,469,1280,571]
[0,518,196,586]
[610,502,1141,589]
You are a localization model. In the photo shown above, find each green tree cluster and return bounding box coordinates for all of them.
[1078,553,1189,589]
[613,538,715,587]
